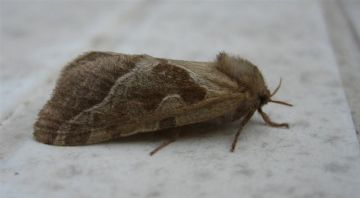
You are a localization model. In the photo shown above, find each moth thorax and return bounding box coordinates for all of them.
[216,52,269,99]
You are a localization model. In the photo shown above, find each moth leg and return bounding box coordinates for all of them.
[258,108,289,128]
[149,129,180,156]
[230,110,256,152]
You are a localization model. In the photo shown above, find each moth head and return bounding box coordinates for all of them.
[258,89,271,107]
[215,52,292,108]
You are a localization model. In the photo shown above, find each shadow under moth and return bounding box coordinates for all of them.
[33,51,292,155]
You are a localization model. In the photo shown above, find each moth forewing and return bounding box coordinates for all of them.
[54,60,247,145]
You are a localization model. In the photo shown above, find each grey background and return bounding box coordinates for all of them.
[1,0,360,198]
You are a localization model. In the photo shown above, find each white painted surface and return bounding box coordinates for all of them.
[1,1,359,198]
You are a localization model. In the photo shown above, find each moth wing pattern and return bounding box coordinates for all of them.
[34,52,251,145]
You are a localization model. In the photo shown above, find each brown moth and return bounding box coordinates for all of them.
[33,51,292,155]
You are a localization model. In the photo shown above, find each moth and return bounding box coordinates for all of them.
[34,51,292,155]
